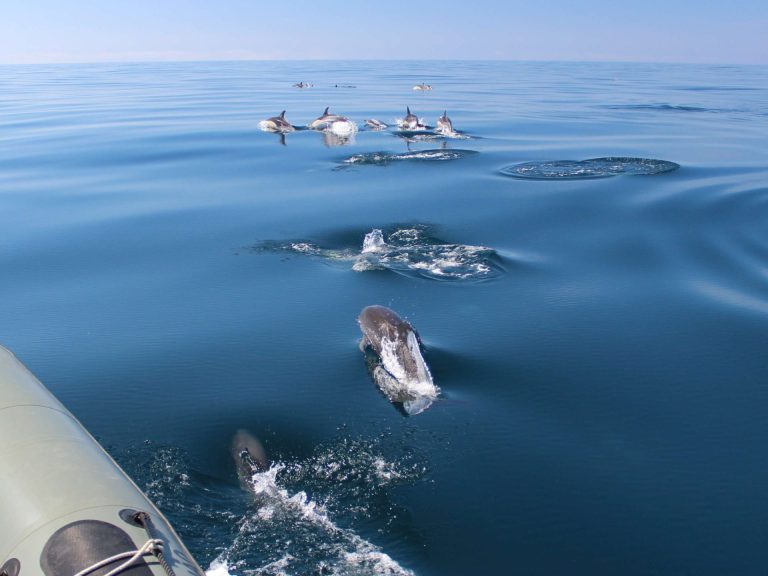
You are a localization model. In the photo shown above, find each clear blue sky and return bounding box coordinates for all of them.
[2,0,766,65]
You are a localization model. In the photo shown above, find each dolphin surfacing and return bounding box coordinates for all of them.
[435,111,455,136]
[260,110,296,133]
[358,305,439,415]
[398,106,423,130]
[365,118,388,130]
[308,107,347,130]
[231,429,268,480]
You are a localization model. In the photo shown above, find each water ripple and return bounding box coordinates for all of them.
[602,103,721,113]
[500,157,680,180]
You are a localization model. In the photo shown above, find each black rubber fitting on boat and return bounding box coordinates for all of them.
[118,508,145,527]
[1,558,21,576]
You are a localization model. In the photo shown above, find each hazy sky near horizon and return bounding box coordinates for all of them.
[2,0,766,65]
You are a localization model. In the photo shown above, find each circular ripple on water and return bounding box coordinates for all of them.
[500,157,680,180]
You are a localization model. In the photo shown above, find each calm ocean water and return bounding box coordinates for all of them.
[2,60,768,575]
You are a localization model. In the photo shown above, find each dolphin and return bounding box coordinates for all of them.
[358,305,439,415]
[260,110,296,133]
[231,429,268,481]
[308,107,349,130]
[230,431,277,506]
[412,83,432,91]
[435,111,454,135]
[365,118,388,130]
[397,107,429,131]
[401,106,420,130]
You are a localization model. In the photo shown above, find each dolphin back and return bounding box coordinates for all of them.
[231,429,268,477]
[358,305,414,352]
[436,111,453,134]
[262,111,296,133]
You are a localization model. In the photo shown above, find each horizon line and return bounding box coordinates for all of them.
[0,56,765,68]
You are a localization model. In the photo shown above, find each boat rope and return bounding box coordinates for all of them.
[133,511,178,576]
[73,538,164,576]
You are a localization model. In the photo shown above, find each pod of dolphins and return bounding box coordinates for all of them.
[258,105,455,418]
[261,106,460,138]
[236,95,458,513]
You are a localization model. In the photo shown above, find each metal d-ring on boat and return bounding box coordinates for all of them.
[0,345,204,576]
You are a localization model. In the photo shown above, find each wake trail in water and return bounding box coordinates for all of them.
[341,149,477,166]
[207,465,414,576]
[119,439,424,576]
[206,438,425,576]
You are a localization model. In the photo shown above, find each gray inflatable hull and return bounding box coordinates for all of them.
[0,345,204,576]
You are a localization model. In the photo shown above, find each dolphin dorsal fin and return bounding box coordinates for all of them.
[407,106,411,115]
[443,110,447,117]
[323,106,329,115]
[280,110,286,118]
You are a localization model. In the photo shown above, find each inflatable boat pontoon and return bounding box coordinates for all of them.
[0,345,205,576]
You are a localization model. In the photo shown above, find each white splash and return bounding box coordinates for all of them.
[208,464,415,576]
[434,126,469,139]
[274,228,500,281]
[289,242,319,254]
[374,332,439,415]
[205,559,232,576]
[397,150,456,160]
[343,152,389,164]
[409,245,492,278]
[394,117,428,130]
[327,119,358,136]
[337,550,415,575]
[361,229,387,253]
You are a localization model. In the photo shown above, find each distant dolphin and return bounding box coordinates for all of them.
[358,305,439,415]
[412,83,432,91]
[260,110,296,133]
[231,429,268,480]
[308,107,349,130]
[435,111,454,135]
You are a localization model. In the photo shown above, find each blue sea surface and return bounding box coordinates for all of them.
[2,60,768,575]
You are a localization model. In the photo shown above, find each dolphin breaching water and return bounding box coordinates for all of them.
[358,305,439,415]
[308,107,349,130]
[308,107,358,140]
[435,110,455,136]
[397,106,426,130]
[259,110,296,133]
